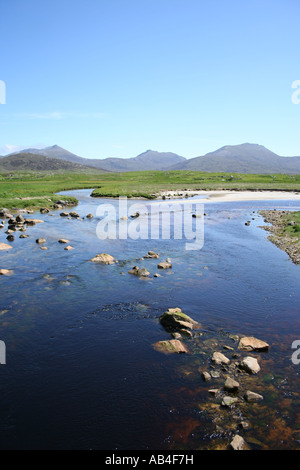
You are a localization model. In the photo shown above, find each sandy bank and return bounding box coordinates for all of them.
[158,190,300,203]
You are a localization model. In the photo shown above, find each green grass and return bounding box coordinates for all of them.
[0,169,300,211]
[283,211,300,238]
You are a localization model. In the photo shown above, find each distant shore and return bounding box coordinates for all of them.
[157,189,300,203]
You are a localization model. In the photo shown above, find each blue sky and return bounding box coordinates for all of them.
[1,0,300,159]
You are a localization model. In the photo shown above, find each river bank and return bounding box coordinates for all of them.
[259,210,300,265]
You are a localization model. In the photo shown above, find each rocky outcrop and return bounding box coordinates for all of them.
[128,266,150,277]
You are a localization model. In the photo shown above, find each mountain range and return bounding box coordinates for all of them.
[1,143,300,174]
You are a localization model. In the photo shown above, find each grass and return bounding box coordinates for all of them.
[0,169,300,211]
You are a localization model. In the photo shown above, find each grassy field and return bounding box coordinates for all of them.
[0,170,300,211]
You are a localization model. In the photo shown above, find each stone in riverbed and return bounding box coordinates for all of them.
[0,243,12,250]
[152,339,189,354]
[212,351,230,365]
[128,266,150,277]
[58,239,70,244]
[144,251,159,259]
[36,238,46,244]
[25,219,44,225]
[230,434,246,450]
[157,261,172,269]
[0,269,13,276]
[224,377,240,392]
[239,356,260,374]
[238,336,269,352]
[159,308,199,331]
[202,371,212,382]
[222,396,238,407]
[90,253,117,264]
[244,390,264,402]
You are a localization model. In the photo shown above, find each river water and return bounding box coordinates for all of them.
[0,189,299,450]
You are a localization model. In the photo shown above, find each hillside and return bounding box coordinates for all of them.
[169,143,300,174]
[0,152,107,173]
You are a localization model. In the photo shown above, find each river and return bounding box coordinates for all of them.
[0,189,299,449]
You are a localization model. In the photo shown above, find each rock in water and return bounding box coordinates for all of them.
[128,266,150,277]
[238,336,269,351]
[0,243,12,250]
[152,339,189,354]
[230,435,245,450]
[224,377,240,392]
[90,253,117,264]
[239,356,260,374]
[244,390,264,402]
[157,261,172,269]
[212,351,230,365]
[159,308,199,331]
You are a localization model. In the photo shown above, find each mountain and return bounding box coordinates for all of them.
[0,153,108,173]
[169,143,300,174]
[6,146,186,172]
[3,143,300,174]
[97,150,186,172]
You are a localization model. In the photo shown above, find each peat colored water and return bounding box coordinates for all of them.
[0,189,299,450]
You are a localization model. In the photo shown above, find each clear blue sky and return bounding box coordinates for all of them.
[1,0,300,159]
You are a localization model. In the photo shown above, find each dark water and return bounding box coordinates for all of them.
[0,189,299,450]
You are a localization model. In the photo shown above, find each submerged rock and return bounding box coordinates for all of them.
[244,390,264,402]
[0,243,12,250]
[153,339,189,354]
[90,253,117,264]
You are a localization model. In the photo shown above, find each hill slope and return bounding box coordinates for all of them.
[0,153,107,173]
[169,143,300,174]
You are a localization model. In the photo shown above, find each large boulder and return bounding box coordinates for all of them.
[90,253,117,264]
[159,308,199,331]
[238,336,269,352]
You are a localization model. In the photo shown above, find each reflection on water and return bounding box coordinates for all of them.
[0,189,299,449]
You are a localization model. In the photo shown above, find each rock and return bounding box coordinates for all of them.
[239,356,260,374]
[120,215,128,220]
[230,434,245,450]
[212,352,230,365]
[130,212,140,219]
[86,213,93,218]
[58,239,70,244]
[40,208,49,214]
[222,396,238,407]
[60,212,69,217]
[19,234,29,238]
[40,246,47,250]
[153,273,161,278]
[0,269,13,276]
[144,251,159,259]
[238,336,270,352]
[244,390,264,402]
[224,377,240,392]
[159,308,199,331]
[192,213,202,218]
[202,371,212,382]
[153,339,189,354]
[128,266,150,277]
[16,214,25,223]
[208,389,220,396]
[6,235,14,241]
[245,221,251,226]
[69,211,80,218]
[0,243,12,250]
[90,253,117,264]
[157,261,172,269]
[64,245,73,250]
[25,219,44,225]
[36,238,46,244]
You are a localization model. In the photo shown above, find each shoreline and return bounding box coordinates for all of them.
[157,189,300,204]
